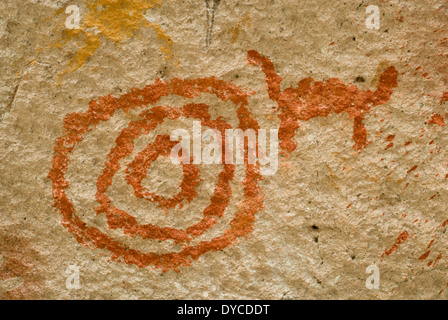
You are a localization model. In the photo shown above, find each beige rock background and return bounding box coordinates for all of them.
[0,0,447,299]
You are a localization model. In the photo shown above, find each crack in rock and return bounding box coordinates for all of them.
[1,82,20,121]
[205,0,221,47]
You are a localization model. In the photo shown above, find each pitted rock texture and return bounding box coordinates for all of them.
[0,0,447,299]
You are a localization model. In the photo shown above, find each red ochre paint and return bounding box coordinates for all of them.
[0,227,43,299]
[95,105,239,242]
[407,165,418,174]
[49,75,264,271]
[419,250,431,260]
[386,134,396,142]
[440,92,448,105]
[383,230,409,257]
[125,135,200,211]
[428,113,446,127]
[247,50,398,153]
[49,50,398,271]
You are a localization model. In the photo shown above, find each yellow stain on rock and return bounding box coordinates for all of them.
[371,60,390,86]
[226,11,251,44]
[54,0,175,77]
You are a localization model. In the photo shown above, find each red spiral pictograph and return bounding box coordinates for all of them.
[49,75,264,271]
[125,134,200,211]
[126,135,200,209]
[49,50,398,271]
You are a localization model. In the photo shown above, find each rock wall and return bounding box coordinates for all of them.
[0,0,447,299]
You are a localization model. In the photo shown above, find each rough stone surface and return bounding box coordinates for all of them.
[0,0,447,299]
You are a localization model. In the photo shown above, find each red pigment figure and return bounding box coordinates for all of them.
[247,50,399,153]
[49,50,399,271]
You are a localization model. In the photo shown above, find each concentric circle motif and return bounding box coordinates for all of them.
[125,135,200,211]
[49,78,264,271]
